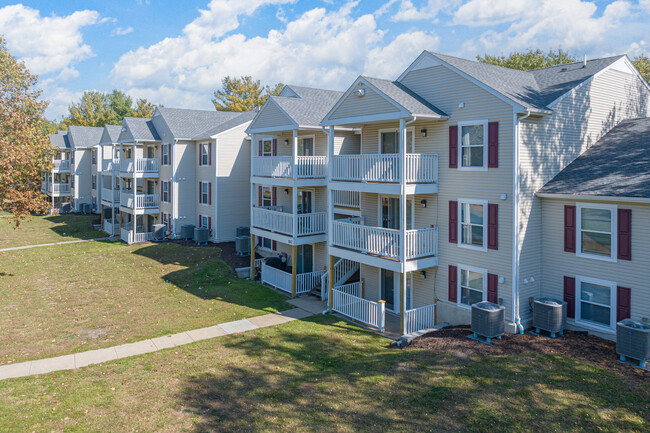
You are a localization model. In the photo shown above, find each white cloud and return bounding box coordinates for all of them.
[112,26,134,36]
[0,4,99,76]
[111,0,438,110]
[640,0,650,14]
[391,0,460,22]
[455,0,633,54]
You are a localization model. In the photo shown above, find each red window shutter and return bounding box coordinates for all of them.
[199,181,202,203]
[449,126,458,168]
[564,205,576,253]
[161,145,164,166]
[170,180,172,203]
[258,140,263,156]
[272,139,277,156]
[258,186,262,206]
[209,143,213,166]
[198,144,202,166]
[488,203,498,250]
[160,181,163,202]
[617,286,631,322]
[487,273,498,303]
[448,200,458,243]
[564,276,576,318]
[272,187,277,206]
[448,265,457,302]
[488,122,499,168]
[272,240,277,251]
[617,209,632,261]
[208,217,212,236]
[208,182,212,205]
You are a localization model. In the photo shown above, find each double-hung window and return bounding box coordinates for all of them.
[459,199,487,250]
[162,144,170,166]
[200,143,210,166]
[576,276,616,330]
[162,181,170,203]
[458,265,486,307]
[91,175,96,189]
[577,204,616,261]
[199,214,209,229]
[263,139,273,157]
[458,121,487,169]
[92,150,97,165]
[200,182,210,205]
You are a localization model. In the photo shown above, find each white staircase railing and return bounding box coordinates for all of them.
[320,258,360,300]
[296,269,325,294]
[332,288,385,332]
[404,304,436,335]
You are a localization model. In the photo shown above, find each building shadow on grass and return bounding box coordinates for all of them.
[43,214,102,239]
[176,317,647,433]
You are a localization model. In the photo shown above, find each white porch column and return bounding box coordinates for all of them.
[292,129,299,238]
[399,118,407,336]
[326,126,335,249]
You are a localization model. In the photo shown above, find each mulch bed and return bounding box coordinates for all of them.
[164,240,261,272]
[408,325,649,382]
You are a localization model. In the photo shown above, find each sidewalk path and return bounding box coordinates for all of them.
[0,298,324,381]
[0,237,112,253]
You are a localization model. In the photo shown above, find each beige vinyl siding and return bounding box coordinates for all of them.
[334,131,360,155]
[250,102,294,130]
[152,114,174,221]
[314,242,328,273]
[175,141,196,235]
[518,68,650,325]
[360,264,380,302]
[329,87,399,120]
[273,130,328,156]
[541,198,650,340]
[73,149,92,209]
[215,125,251,242]
[196,140,216,238]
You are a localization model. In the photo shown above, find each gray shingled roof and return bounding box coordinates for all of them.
[99,125,123,145]
[49,132,70,149]
[270,85,345,126]
[539,117,650,198]
[193,110,256,140]
[67,125,104,149]
[427,52,626,113]
[362,76,447,117]
[157,107,243,139]
[118,117,161,142]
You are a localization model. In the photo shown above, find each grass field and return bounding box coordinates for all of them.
[0,240,290,364]
[0,214,104,249]
[1,315,647,433]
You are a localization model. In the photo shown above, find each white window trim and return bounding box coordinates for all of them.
[199,214,209,229]
[162,144,170,166]
[576,203,617,262]
[261,185,273,208]
[162,181,170,203]
[297,135,316,156]
[378,127,415,154]
[457,120,488,171]
[200,142,210,166]
[297,188,315,214]
[262,138,273,157]
[575,275,617,333]
[458,198,488,252]
[457,264,487,309]
[200,181,210,206]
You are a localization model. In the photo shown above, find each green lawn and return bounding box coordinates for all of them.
[1,315,647,433]
[0,214,104,249]
[0,240,290,363]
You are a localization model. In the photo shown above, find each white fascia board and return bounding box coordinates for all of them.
[246,98,298,134]
[537,192,650,204]
[321,110,412,127]
[247,124,298,134]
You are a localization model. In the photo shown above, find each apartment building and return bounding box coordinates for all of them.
[247,85,361,297]
[67,125,104,212]
[43,131,72,212]
[98,125,122,235]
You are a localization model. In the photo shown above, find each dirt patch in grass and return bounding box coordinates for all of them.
[408,325,649,383]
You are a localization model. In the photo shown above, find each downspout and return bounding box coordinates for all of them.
[513,110,531,334]
[172,138,179,238]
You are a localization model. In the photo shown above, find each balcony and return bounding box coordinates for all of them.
[121,227,152,244]
[252,156,327,186]
[330,220,438,272]
[102,159,119,171]
[252,206,326,242]
[101,187,120,204]
[120,158,159,176]
[120,192,160,213]
[45,183,71,196]
[330,154,438,194]
[103,219,119,235]
[52,160,71,172]
[260,261,324,296]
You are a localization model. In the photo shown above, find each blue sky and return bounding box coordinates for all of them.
[1,0,648,119]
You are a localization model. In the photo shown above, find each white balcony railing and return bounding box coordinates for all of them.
[101,188,120,203]
[120,228,153,244]
[331,221,437,260]
[120,158,158,174]
[252,207,326,237]
[47,183,71,194]
[252,156,327,179]
[102,159,119,171]
[103,220,119,234]
[332,190,361,208]
[120,193,160,210]
[331,154,438,183]
[296,269,325,294]
[332,288,385,332]
[52,160,70,171]
[261,262,324,295]
[404,304,436,335]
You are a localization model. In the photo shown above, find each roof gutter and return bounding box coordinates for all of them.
[512,110,531,335]
[536,193,650,204]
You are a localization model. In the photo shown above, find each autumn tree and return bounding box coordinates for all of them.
[0,37,53,225]
[212,76,283,112]
[633,54,649,83]
[477,49,576,71]
[134,98,156,118]
[62,90,158,127]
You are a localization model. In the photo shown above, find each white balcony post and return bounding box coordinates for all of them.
[327,126,334,250]
[292,129,299,239]
[399,118,408,336]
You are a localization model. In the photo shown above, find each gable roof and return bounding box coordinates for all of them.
[49,131,70,149]
[192,110,257,140]
[539,117,650,199]
[118,117,161,143]
[156,107,243,140]
[67,125,104,149]
[99,125,122,145]
[401,51,630,114]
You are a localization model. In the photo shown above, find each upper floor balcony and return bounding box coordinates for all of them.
[43,182,71,196]
[102,159,119,172]
[52,160,71,172]
[330,153,438,194]
[120,192,160,214]
[120,158,159,177]
[330,219,438,273]
[251,206,327,245]
[251,156,327,187]
[101,187,120,204]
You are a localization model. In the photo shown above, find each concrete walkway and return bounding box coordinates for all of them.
[0,237,112,253]
[0,303,318,381]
